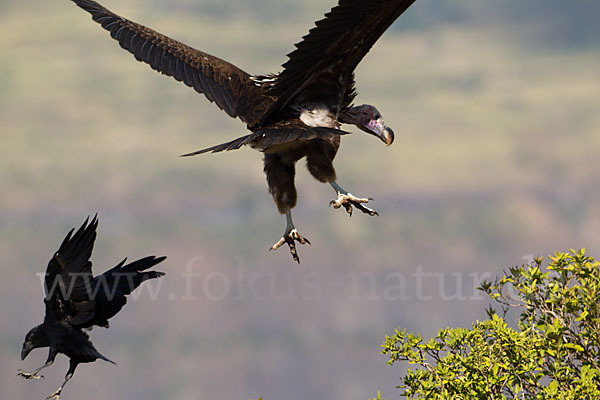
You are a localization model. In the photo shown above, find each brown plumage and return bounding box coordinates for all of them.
[70,0,417,262]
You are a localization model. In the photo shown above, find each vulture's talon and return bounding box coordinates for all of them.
[330,192,379,217]
[46,392,61,400]
[17,370,44,380]
[354,203,379,217]
[343,202,353,217]
[270,229,310,263]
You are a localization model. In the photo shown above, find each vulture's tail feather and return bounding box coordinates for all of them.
[180,134,255,156]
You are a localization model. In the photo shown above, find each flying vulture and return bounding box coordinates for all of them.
[19,216,166,400]
[70,0,417,262]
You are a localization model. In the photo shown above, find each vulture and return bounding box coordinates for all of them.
[70,0,418,262]
[19,216,166,400]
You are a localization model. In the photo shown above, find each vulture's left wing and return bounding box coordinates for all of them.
[70,0,274,127]
[182,121,352,156]
[267,0,417,110]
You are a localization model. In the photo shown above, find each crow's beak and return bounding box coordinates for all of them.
[21,345,31,361]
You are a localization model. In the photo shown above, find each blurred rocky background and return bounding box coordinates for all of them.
[1,0,599,399]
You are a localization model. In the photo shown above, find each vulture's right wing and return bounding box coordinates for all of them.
[70,0,275,127]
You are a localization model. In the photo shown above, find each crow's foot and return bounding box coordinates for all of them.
[329,192,379,217]
[17,369,44,380]
[270,228,310,263]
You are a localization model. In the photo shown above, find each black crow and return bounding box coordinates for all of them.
[19,216,166,399]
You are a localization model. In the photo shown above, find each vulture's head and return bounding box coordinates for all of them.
[342,104,394,146]
[21,325,48,360]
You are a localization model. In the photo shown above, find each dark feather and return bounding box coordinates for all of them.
[70,0,275,127]
[43,216,166,330]
[21,217,164,397]
[182,122,351,156]
[70,0,416,156]
[62,331,116,364]
[44,216,99,326]
[180,133,256,156]
[269,0,417,110]
[79,256,166,328]
[66,0,417,262]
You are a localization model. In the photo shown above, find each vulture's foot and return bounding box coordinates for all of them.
[270,228,311,263]
[17,369,44,380]
[329,192,379,217]
[45,391,62,400]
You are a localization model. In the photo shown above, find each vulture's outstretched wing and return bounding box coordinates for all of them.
[70,0,274,127]
[182,121,352,156]
[267,0,417,110]
[44,216,98,326]
[79,256,166,329]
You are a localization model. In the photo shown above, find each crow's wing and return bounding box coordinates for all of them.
[44,217,98,326]
[70,0,275,127]
[77,256,166,328]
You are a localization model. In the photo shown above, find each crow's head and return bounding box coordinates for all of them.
[341,104,394,146]
[21,325,48,360]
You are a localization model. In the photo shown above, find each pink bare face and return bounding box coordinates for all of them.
[353,105,394,146]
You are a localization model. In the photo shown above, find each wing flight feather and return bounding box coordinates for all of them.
[182,122,351,156]
[44,216,98,326]
[269,0,417,109]
[71,0,274,126]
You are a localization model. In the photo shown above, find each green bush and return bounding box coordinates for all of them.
[381,249,600,399]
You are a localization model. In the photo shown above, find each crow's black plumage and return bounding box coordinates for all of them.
[19,216,166,400]
[70,0,417,261]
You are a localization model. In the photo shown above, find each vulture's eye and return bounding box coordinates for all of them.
[373,113,381,120]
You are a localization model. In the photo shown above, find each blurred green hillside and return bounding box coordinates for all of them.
[1,1,599,400]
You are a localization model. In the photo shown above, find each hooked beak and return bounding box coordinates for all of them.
[21,345,32,360]
[366,118,394,146]
[380,126,394,146]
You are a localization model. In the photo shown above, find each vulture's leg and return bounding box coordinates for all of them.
[18,348,57,380]
[305,140,377,216]
[264,153,310,262]
[45,360,78,400]
[270,210,310,263]
[329,181,379,217]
